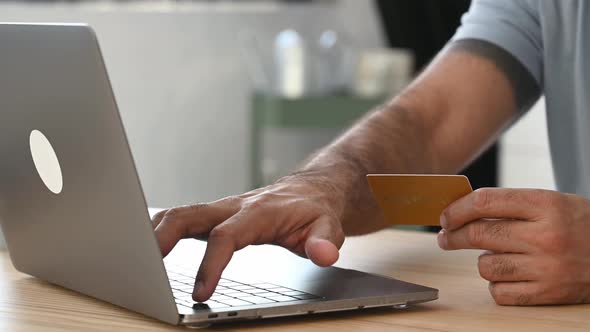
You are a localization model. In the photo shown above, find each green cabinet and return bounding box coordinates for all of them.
[251,94,385,188]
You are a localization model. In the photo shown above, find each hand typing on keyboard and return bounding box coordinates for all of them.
[167,266,320,309]
[151,169,385,303]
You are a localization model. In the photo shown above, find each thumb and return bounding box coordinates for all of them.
[304,216,345,267]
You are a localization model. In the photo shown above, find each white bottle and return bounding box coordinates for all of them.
[274,29,306,98]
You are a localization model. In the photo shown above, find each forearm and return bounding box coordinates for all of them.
[292,99,437,234]
[156,43,542,302]
[286,40,540,235]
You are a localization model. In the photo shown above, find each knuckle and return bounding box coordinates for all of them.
[488,283,507,304]
[491,256,517,277]
[209,224,253,251]
[164,207,181,219]
[472,188,493,213]
[246,198,266,211]
[502,189,520,202]
[466,223,485,247]
[478,256,492,280]
[208,225,234,243]
[157,209,189,236]
[223,195,243,206]
[485,222,511,241]
[489,284,514,305]
[478,255,517,281]
[489,283,534,306]
[153,209,168,221]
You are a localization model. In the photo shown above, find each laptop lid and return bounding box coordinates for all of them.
[0,23,178,324]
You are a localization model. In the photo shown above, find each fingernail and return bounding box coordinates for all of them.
[437,229,448,249]
[192,280,204,302]
[440,214,448,229]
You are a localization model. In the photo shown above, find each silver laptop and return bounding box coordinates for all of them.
[0,23,437,327]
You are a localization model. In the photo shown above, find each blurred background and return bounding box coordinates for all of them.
[0,0,555,211]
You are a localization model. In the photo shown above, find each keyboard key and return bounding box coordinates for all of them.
[166,266,195,276]
[176,277,194,282]
[227,283,244,288]
[219,298,254,307]
[251,283,280,289]
[168,265,321,305]
[179,271,197,278]
[266,295,297,302]
[173,293,190,299]
[176,294,194,302]
[221,283,242,288]
[263,293,289,298]
[282,290,307,296]
[231,285,256,291]
[211,295,233,302]
[175,298,193,305]
[241,296,277,305]
[244,288,268,294]
[271,287,295,293]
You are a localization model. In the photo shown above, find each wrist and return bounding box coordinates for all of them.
[279,160,385,236]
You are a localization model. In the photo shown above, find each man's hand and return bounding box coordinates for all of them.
[438,188,590,305]
[151,40,538,304]
[152,175,346,303]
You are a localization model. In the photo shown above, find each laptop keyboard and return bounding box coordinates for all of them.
[167,265,321,309]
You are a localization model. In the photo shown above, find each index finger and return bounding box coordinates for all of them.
[441,188,548,231]
[154,198,239,256]
[192,210,261,302]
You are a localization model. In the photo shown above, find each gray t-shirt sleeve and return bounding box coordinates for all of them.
[452,0,543,87]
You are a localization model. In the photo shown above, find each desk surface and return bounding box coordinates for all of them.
[0,230,588,331]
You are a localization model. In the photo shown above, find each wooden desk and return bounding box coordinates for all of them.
[0,230,588,331]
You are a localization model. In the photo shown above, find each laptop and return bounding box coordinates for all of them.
[0,23,437,327]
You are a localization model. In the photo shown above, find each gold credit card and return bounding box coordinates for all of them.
[367,174,473,226]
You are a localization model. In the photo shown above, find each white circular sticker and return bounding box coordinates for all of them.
[29,130,63,194]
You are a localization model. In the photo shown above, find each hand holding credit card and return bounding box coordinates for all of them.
[367,175,473,226]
